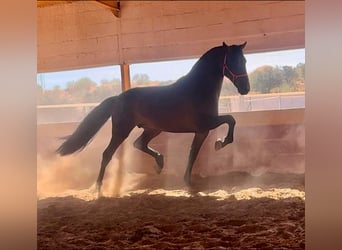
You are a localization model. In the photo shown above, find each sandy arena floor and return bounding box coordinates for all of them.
[38,172,305,249]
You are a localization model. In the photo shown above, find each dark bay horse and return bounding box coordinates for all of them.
[57,42,250,194]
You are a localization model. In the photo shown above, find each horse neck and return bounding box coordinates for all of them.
[187,48,224,93]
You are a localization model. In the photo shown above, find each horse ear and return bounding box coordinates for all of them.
[240,41,247,49]
[222,42,228,47]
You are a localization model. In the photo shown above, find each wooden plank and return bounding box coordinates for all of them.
[37,1,72,8]
[37,0,120,17]
[37,0,304,72]
[38,49,120,73]
[38,35,118,57]
[119,1,163,20]
[37,4,118,43]
[119,2,304,39]
[121,30,304,64]
[120,14,303,49]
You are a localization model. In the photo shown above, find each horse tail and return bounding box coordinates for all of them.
[57,96,117,156]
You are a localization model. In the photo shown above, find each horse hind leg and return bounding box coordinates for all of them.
[133,129,163,174]
[184,131,209,186]
[96,123,134,196]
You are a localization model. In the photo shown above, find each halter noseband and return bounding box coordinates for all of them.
[222,54,248,83]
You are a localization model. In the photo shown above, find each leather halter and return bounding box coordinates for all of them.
[222,53,248,83]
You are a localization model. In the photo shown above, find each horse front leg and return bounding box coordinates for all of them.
[206,115,236,151]
[184,131,209,186]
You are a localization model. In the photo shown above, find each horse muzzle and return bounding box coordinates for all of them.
[238,88,250,95]
[236,82,250,95]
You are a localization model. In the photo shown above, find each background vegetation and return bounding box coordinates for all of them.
[37,63,304,105]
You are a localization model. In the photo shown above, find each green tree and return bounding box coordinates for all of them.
[294,63,305,91]
[281,66,297,85]
[295,63,305,81]
[249,65,283,93]
[88,80,122,102]
[132,73,150,85]
[66,77,97,103]
[37,83,70,105]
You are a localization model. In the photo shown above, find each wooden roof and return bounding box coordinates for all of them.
[37,1,304,72]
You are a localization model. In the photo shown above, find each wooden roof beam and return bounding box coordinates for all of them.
[95,0,120,17]
[37,1,73,8]
[37,0,120,17]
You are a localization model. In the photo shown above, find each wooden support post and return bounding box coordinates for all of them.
[120,63,131,91]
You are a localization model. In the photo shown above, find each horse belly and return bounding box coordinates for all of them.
[135,105,197,133]
[125,87,211,132]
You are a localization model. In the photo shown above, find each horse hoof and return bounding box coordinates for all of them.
[154,165,162,174]
[96,192,102,199]
[95,183,103,198]
[184,175,191,187]
[215,140,224,151]
[157,154,164,168]
[155,154,164,174]
[95,189,103,199]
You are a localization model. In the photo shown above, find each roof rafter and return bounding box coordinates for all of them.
[37,0,120,17]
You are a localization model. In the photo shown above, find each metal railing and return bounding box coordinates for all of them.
[218,92,305,113]
[37,92,305,124]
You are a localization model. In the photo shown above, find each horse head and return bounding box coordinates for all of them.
[222,42,250,95]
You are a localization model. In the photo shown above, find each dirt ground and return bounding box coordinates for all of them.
[38,172,304,249]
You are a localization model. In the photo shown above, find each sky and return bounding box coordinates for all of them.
[37,48,305,90]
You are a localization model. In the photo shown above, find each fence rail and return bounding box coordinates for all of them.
[37,92,305,124]
[218,92,305,113]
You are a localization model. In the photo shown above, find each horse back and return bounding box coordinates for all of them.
[117,84,219,132]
